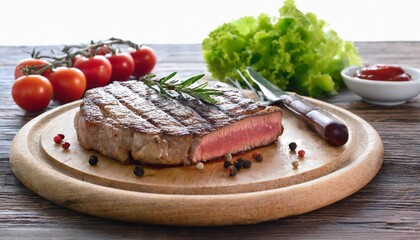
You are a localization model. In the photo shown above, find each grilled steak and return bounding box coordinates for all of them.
[74,80,283,166]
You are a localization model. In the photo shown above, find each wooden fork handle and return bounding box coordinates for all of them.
[276,94,349,146]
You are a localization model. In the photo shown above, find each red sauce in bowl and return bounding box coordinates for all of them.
[355,64,411,81]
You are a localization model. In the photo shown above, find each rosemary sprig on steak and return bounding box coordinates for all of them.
[140,72,223,104]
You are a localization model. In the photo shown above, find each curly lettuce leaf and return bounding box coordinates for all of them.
[202,0,362,97]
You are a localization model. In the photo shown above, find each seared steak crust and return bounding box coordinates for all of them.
[74,80,283,165]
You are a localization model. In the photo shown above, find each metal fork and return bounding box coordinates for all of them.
[226,70,265,102]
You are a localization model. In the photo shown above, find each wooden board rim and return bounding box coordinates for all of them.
[9,98,384,226]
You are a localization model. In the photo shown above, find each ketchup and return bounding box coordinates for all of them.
[355,64,411,81]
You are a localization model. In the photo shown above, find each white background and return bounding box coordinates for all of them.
[0,0,419,45]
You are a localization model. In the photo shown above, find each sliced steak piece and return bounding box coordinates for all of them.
[74,80,283,166]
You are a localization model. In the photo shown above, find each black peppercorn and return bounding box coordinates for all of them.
[252,152,263,162]
[233,159,243,170]
[289,142,297,151]
[223,160,231,168]
[242,159,252,168]
[133,166,145,177]
[88,155,98,166]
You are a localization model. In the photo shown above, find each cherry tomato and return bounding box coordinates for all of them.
[73,55,112,90]
[14,58,52,80]
[12,75,53,112]
[130,46,156,78]
[71,55,83,67]
[85,45,112,56]
[49,67,87,103]
[70,46,111,67]
[94,46,112,55]
[106,52,135,82]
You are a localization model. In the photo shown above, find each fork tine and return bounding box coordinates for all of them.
[236,69,266,102]
[236,69,257,92]
[226,77,242,89]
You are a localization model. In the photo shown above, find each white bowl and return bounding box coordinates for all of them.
[341,65,420,106]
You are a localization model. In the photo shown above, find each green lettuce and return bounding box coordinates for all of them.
[202,0,362,97]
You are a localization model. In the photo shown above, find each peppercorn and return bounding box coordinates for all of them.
[242,159,252,169]
[57,134,65,140]
[196,162,204,170]
[289,142,297,151]
[292,161,299,169]
[228,165,237,177]
[252,152,263,162]
[234,159,243,170]
[133,166,145,177]
[224,153,232,162]
[53,135,62,144]
[89,155,98,166]
[61,142,70,149]
[223,160,231,168]
[298,150,305,158]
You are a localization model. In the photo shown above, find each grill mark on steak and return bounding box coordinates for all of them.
[102,82,190,135]
[85,88,160,133]
[210,84,266,117]
[174,83,267,127]
[118,80,272,135]
[122,81,216,135]
[175,96,235,129]
[79,97,105,123]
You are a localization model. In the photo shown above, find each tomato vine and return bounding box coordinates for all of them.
[21,37,144,76]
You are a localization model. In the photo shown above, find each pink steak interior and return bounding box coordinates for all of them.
[190,112,283,162]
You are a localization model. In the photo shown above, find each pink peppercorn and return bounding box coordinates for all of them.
[298,150,305,157]
[53,135,62,144]
[61,142,70,150]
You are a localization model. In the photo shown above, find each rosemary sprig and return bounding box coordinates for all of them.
[140,72,223,104]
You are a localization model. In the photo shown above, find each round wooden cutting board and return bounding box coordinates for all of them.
[9,98,383,226]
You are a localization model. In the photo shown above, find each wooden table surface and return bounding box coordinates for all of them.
[1,42,419,239]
